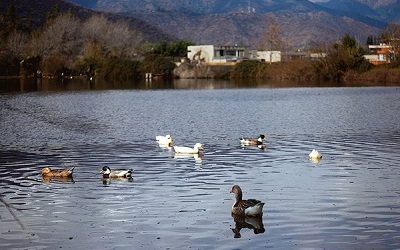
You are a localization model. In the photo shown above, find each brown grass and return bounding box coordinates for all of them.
[344,67,400,86]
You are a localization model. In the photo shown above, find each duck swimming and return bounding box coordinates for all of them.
[309,149,322,160]
[240,134,266,146]
[230,185,264,217]
[156,134,173,146]
[41,167,74,178]
[101,166,133,178]
[173,143,204,154]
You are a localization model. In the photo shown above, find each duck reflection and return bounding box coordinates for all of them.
[231,214,265,238]
[102,177,133,185]
[42,176,75,184]
[173,153,204,163]
[309,157,322,164]
[240,144,266,151]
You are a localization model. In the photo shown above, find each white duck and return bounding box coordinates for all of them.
[101,166,133,178]
[230,185,264,217]
[156,134,173,146]
[309,149,322,160]
[173,143,204,154]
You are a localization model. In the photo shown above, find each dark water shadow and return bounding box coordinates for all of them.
[231,214,266,238]
[42,176,75,184]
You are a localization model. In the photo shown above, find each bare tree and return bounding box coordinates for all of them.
[260,15,285,51]
[6,30,28,59]
[42,13,82,59]
[28,13,82,74]
[82,15,142,59]
[381,23,400,62]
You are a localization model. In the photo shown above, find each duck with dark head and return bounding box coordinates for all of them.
[230,185,264,217]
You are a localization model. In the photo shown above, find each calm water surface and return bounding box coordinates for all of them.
[0,81,400,249]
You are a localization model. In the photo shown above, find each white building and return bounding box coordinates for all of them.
[248,50,281,63]
[187,45,282,64]
[187,45,246,64]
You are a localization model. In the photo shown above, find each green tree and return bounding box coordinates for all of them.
[151,40,193,58]
[315,35,371,82]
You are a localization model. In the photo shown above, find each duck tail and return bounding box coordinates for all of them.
[69,167,75,172]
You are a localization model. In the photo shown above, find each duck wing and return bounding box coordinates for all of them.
[236,199,263,209]
[174,146,195,154]
[240,138,261,145]
[111,169,133,178]
[52,167,74,177]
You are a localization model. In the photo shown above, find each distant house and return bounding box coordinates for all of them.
[187,45,282,64]
[248,50,281,63]
[282,51,326,61]
[187,45,246,64]
[364,43,392,65]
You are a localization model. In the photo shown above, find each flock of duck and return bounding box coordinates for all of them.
[40,134,322,218]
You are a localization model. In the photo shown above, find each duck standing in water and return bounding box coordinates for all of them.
[240,134,266,146]
[101,166,133,178]
[156,134,174,147]
[41,167,75,178]
[173,143,204,154]
[230,185,264,217]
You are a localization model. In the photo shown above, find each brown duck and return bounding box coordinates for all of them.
[41,167,75,178]
[230,185,264,217]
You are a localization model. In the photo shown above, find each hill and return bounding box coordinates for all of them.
[320,0,400,24]
[67,0,386,48]
[0,0,172,42]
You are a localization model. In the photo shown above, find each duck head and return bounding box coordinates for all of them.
[101,166,111,177]
[166,135,173,144]
[230,185,243,201]
[41,167,51,175]
[194,143,204,151]
[258,134,266,142]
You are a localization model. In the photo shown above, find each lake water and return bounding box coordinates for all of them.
[1,79,400,249]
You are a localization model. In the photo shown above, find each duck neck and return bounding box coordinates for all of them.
[235,192,242,203]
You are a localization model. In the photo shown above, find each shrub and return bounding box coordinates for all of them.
[231,60,266,79]
[97,57,141,81]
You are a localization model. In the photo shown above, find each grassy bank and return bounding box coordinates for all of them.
[344,67,400,86]
[228,59,400,86]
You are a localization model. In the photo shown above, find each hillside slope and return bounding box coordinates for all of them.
[0,0,172,42]
[65,0,389,48]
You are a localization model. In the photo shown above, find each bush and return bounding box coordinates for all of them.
[97,57,141,81]
[141,55,176,77]
[0,51,19,76]
[231,61,267,79]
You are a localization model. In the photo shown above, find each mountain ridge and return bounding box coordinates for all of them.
[11,0,400,48]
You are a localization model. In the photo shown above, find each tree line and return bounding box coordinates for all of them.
[1,4,400,84]
[232,22,400,84]
[0,5,192,81]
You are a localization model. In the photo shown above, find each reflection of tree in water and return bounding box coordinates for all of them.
[231,214,265,238]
